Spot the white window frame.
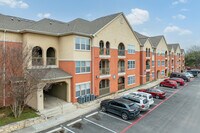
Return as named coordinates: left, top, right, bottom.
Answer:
left=127, top=44, right=135, bottom=54
left=75, top=37, right=90, bottom=51
left=128, top=75, right=135, bottom=85
left=76, top=61, right=91, bottom=74
left=128, top=60, right=135, bottom=69
left=75, top=82, right=91, bottom=98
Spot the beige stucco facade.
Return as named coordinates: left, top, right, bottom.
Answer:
left=92, top=14, right=140, bottom=51
left=156, top=37, right=169, bottom=54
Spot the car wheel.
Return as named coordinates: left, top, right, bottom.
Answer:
left=101, top=106, right=106, bottom=112
left=172, top=86, right=176, bottom=89
left=121, top=113, right=128, bottom=120
left=156, top=95, right=160, bottom=99
left=160, top=84, right=163, bottom=87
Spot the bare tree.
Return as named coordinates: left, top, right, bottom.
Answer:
left=5, top=44, right=52, bottom=118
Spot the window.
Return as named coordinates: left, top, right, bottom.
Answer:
left=162, top=61, right=165, bottom=66
left=75, top=37, right=90, bottom=50
left=152, top=61, right=155, bottom=67
left=128, top=45, right=135, bottom=54
left=128, top=60, right=135, bottom=69
left=152, top=72, right=155, bottom=78
left=128, top=76, right=135, bottom=85
left=76, top=82, right=91, bottom=97
left=158, top=60, right=160, bottom=66
left=161, top=70, right=165, bottom=75
left=76, top=61, right=91, bottom=73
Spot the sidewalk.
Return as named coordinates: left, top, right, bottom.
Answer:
left=14, top=79, right=162, bottom=133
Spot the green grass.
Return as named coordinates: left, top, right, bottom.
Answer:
left=0, top=107, right=38, bottom=127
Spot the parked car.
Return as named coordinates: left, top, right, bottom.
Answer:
left=138, top=88, right=166, bottom=99
left=170, top=72, right=190, bottom=82
left=129, top=92, right=154, bottom=106
left=160, top=79, right=178, bottom=88
left=121, top=94, right=150, bottom=111
left=187, top=70, right=198, bottom=77
left=169, top=78, right=185, bottom=86
left=183, top=72, right=194, bottom=78
left=100, top=98, right=140, bottom=120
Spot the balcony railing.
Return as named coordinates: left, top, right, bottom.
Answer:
left=118, top=50, right=125, bottom=56
left=47, top=57, right=56, bottom=65
left=106, top=49, right=110, bottom=55
left=118, top=67, right=125, bottom=73
left=99, top=49, right=104, bottom=55
left=146, top=65, right=150, bottom=70
left=146, top=53, right=150, bottom=57
left=100, top=68, right=110, bottom=75
left=118, top=84, right=125, bottom=90
left=99, top=87, right=110, bottom=96
left=146, top=76, right=150, bottom=82
left=32, top=57, right=43, bottom=66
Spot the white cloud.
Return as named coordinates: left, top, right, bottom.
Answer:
left=164, top=25, right=192, bottom=35
left=172, top=14, right=186, bottom=20
left=126, top=8, right=149, bottom=25
left=37, top=13, right=51, bottom=19
left=0, top=0, right=29, bottom=8
left=180, top=8, right=189, bottom=12
left=156, top=17, right=162, bottom=22
left=172, top=0, right=187, bottom=5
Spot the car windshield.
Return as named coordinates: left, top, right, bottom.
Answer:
left=128, top=103, right=138, bottom=109
left=143, top=95, right=147, bottom=99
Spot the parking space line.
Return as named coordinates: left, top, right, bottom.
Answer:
left=84, top=118, right=117, bottom=133
left=62, top=126, right=76, bottom=133
left=46, top=127, right=62, bottom=133
left=121, top=86, right=185, bottom=133
left=99, top=111, right=132, bottom=124
left=67, top=119, right=82, bottom=127
left=85, top=111, right=98, bottom=118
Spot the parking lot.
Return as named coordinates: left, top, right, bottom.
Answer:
left=41, top=77, right=199, bottom=133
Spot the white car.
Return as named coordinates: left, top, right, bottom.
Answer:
left=129, top=92, right=154, bottom=106
left=183, top=72, right=194, bottom=78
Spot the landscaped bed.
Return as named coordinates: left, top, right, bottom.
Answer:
left=0, top=107, right=38, bottom=127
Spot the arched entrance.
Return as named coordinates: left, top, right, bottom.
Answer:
left=99, top=79, right=110, bottom=96
left=118, top=77, right=125, bottom=91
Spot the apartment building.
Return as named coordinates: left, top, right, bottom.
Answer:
left=0, top=12, right=185, bottom=111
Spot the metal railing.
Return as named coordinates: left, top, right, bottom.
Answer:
left=99, top=49, right=104, bottom=55
left=100, top=68, right=110, bottom=75
left=32, top=57, right=43, bottom=66
left=47, top=57, right=56, bottom=65
left=146, top=65, right=150, bottom=70
left=99, top=87, right=110, bottom=96
left=118, top=67, right=125, bottom=73
left=118, top=50, right=125, bottom=56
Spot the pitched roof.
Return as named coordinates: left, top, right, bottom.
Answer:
left=0, top=13, right=35, bottom=31
left=0, top=12, right=121, bottom=36
left=168, top=43, right=180, bottom=51
left=134, top=31, right=150, bottom=46
left=181, top=49, right=185, bottom=53
left=28, top=68, right=72, bottom=81
left=167, top=45, right=173, bottom=51
left=149, top=36, right=163, bottom=48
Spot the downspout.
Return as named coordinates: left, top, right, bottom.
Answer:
left=3, top=29, right=6, bottom=106
left=91, top=35, right=95, bottom=95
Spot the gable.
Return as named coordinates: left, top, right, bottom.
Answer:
left=156, top=37, right=168, bottom=53
left=93, top=14, right=140, bottom=51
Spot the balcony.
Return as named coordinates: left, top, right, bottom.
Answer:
left=106, top=49, right=110, bottom=55
left=99, top=87, right=110, bottom=96
left=118, top=67, right=125, bottom=73
left=99, top=49, right=104, bottom=55
left=32, top=57, right=43, bottom=66
left=118, top=50, right=125, bottom=56
left=47, top=57, right=56, bottom=66
left=100, top=68, right=110, bottom=75
left=146, top=65, right=150, bottom=70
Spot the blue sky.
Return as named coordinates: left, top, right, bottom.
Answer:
left=0, top=0, right=199, bottom=50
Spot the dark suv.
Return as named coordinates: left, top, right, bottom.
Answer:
left=100, top=98, right=140, bottom=120
left=170, top=72, right=190, bottom=82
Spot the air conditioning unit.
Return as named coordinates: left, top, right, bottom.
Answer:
left=85, top=94, right=91, bottom=102
left=90, top=94, right=96, bottom=101
left=77, top=96, right=85, bottom=104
